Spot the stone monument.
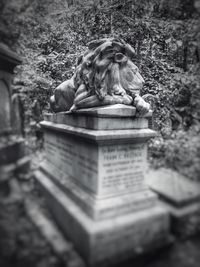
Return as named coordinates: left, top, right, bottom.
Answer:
left=0, top=43, right=29, bottom=197
left=35, top=39, right=171, bottom=266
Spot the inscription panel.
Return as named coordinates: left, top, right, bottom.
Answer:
left=44, top=130, right=148, bottom=196
left=45, top=131, right=98, bottom=192
left=99, top=143, right=147, bottom=195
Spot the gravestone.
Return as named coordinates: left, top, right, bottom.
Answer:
left=0, top=43, right=29, bottom=196
left=0, top=79, right=11, bottom=134
left=35, top=105, right=172, bottom=266
left=11, top=93, right=24, bottom=136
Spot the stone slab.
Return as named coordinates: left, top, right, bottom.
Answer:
left=44, top=105, right=153, bottom=130
left=40, top=121, right=157, bottom=145
left=40, top=161, right=157, bottom=220
left=47, top=104, right=153, bottom=118
left=44, top=130, right=149, bottom=196
left=35, top=169, right=171, bottom=266
left=147, top=168, right=200, bottom=238
left=44, top=112, right=149, bottom=130
left=73, top=104, right=138, bottom=117
left=147, top=168, right=200, bottom=207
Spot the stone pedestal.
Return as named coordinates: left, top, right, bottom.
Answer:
left=35, top=105, right=171, bottom=266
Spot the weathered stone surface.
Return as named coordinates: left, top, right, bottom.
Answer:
left=11, top=94, right=24, bottom=136
left=147, top=168, right=200, bottom=237
left=0, top=71, right=12, bottom=134
left=44, top=113, right=149, bottom=130
left=73, top=104, right=138, bottom=117
left=35, top=169, right=171, bottom=266
left=98, top=143, right=148, bottom=195
left=40, top=160, right=157, bottom=220
left=41, top=121, right=157, bottom=145
left=0, top=44, right=22, bottom=134
left=45, top=105, right=152, bottom=130
left=147, top=168, right=200, bottom=206
left=43, top=128, right=150, bottom=196
left=35, top=112, right=171, bottom=264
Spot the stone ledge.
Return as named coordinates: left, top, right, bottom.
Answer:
left=44, top=105, right=152, bottom=130
left=40, top=121, right=157, bottom=145
left=147, top=168, right=200, bottom=207
left=45, top=104, right=152, bottom=118
left=44, top=113, right=149, bottom=130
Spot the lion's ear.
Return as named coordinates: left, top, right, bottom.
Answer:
left=124, top=44, right=137, bottom=59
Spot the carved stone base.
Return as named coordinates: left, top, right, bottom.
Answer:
left=35, top=169, right=172, bottom=266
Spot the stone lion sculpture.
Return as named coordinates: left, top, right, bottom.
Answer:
left=50, top=38, right=150, bottom=114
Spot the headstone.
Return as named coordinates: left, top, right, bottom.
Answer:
left=0, top=79, right=11, bottom=134
left=0, top=43, right=29, bottom=194
left=11, top=93, right=24, bottom=136
left=0, top=43, right=21, bottom=135
left=35, top=105, right=172, bottom=266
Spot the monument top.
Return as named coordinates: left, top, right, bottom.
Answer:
left=43, top=104, right=153, bottom=131
left=71, top=104, right=152, bottom=118
left=50, top=38, right=150, bottom=115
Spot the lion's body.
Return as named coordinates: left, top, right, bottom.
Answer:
left=50, top=38, right=149, bottom=113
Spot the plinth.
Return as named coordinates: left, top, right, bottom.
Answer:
left=35, top=104, right=171, bottom=266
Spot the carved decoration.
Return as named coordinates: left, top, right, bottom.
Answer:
left=50, top=38, right=150, bottom=114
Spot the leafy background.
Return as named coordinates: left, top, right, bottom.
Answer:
left=0, top=0, right=200, bottom=180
